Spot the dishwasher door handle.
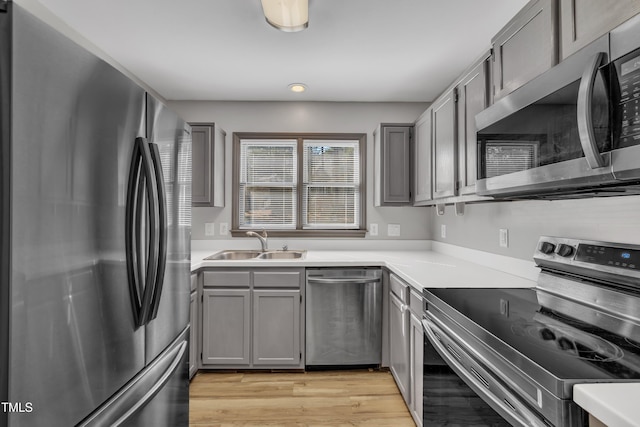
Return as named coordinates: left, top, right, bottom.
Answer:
left=307, top=277, right=381, bottom=285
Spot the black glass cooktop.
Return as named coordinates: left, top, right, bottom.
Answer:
left=426, top=287, right=640, bottom=381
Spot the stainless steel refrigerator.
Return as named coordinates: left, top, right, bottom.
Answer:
left=0, top=3, right=192, bottom=426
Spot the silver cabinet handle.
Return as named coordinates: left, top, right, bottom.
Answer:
left=577, top=52, right=608, bottom=169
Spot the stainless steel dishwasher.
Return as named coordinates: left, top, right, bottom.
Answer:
left=305, top=268, right=382, bottom=366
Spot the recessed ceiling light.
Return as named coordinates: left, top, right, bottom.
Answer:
left=288, top=83, right=307, bottom=93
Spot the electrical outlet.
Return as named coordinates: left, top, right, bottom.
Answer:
left=441, top=224, right=447, bottom=239
left=369, top=223, right=378, bottom=236
left=388, top=224, right=401, bottom=237
left=205, top=222, right=215, bottom=236
left=219, top=223, right=229, bottom=236
left=499, top=228, right=509, bottom=248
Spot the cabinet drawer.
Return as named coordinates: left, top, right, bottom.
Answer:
left=390, top=274, right=409, bottom=302
left=409, top=290, right=423, bottom=317
left=203, top=271, right=251, bottom=287
left=254, top=271, right=301, bottom=288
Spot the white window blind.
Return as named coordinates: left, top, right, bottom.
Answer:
left=238, top=140, right=297, bottom=229
left=302, top=140, right=360, bottom=229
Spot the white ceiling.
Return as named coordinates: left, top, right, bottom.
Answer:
left=31, top=0, right=528, bottom=102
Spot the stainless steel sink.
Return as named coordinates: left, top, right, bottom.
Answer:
left=204, top=249, right=306, bottom=260
left=204, top=250, right=262, bottom=260
left=257, top=250, right=306, bottom=260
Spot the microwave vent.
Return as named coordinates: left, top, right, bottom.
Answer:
left=485, top=143, right=539, bottom=178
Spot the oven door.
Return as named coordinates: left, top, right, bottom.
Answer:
left=422, top=314, right=550, bottom=427
left=476, top=35, right=615, bottom=198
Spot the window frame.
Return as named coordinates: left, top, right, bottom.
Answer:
left=232, top=132, right=367, bottom=238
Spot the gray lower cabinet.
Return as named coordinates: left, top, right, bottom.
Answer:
left=189, top=273, right=198, bottom=379
left=202, top=288, right=251, bottom=365
left=374, top=123, right=414, bottom=206
left=432, top=89, right=458, bottom=200
left=389, top=274, right=411, bottom=403
left=560, top=0, right=640, bottom=60
left=253, top=289, right=301, bottom=366
left=191, top=123, right=225, bottom=207
left=413, top=109, right=432, bottom=205
left=200, top=268, right=304, bottom=369
left=492, top=0, right=558, bottom=101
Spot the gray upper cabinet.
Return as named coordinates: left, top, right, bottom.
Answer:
left=492, top=0, right=558, bottom=101
left=456, top=53, right=490, bottom=196
left=191, top=123, right=225, bottom=207
left=432, top=89, right=457, bottom=199
left=560, top=0, right=640, bottom=60
left=413, top=109, right=433, bottom=205
left=374, top=124, right=413, bottom=206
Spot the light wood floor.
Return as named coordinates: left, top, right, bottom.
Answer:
left=189, top=369, right=416, bottom=426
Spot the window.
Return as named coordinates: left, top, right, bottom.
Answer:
left=232, top=133, right=366, bottom=237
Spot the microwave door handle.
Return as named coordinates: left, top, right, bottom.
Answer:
left=577, top=52, right=607, bottom=169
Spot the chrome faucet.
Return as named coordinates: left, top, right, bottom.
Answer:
left=246, top=229, right=268, bottom=252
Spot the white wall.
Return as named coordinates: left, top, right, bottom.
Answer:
left=430, top=196, right=640, bottom=260
left=168, top=101, right=432, bottom=242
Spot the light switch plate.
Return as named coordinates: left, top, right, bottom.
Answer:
left=205, top=223, right=215, bottom=236
left=388, top=224, right=401, bottom=237
left=499, top=228, right=509, bottom=248
left=219, top=223, right=229, bottom=236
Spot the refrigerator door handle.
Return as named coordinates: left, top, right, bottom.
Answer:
left=125, top=138, right=144, bottom=326
left=147, top=142, right=167, bottom=322
left=126, top=137, right=160, bottom=327
left=76, top=333, right=188, bottom=427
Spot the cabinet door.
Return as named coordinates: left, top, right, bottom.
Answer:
left=375, top=124, right=413, bottom=206
left=457, top=57, right=489, bottom=195
left=413, top=109, right=432, bottom=205
left=410, top=312, right=424, bottom=427
left=201, top=288, right=250, bottom=365
left=253, top=289, right=301, bottom=366
left=389, top=292, right=411, bottom=404
left=189, top=290, right=198, bottom=378
left=191, top=123, right=225, bottom=207
left=493, top=0, right=558, bottom=101
left=432, top=89, right=457, bottom=199
left=560, top=0, right=640, bottom=60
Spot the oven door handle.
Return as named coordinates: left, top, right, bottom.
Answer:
left=422, top=317, right=549, bottom=427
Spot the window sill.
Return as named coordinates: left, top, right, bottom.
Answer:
left=230, top=229, right=367, bottom=238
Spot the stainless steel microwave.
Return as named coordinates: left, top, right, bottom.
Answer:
left=476, top=13, right=640, bottom=199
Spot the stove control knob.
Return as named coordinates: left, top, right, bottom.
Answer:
left=556, top=244, right=575, bottom=258
left=539, top=242, right=556, bottom=254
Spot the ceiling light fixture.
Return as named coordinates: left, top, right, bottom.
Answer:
left=288, top=83, right=307, bottom=93
left=261, top=0, right=309, bottom=32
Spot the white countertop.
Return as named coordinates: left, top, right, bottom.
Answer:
left=191, top=248, right=537, bottom=291
left=574, top=383, right=640, bottom=427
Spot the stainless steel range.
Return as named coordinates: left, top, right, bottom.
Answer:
left=422, top=237, right=640, bottom=426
